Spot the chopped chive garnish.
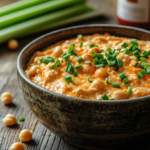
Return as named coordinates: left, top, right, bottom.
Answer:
left=101, top=93, right=109, bottom=100
left=70, top=43, right=75, bottom=47
left=105, top=78, right=110, bottom=84
left=108, top=60, right=117, bottom=67
left=92, top=53, right=104, bottom=59
left=99, top=58, right=107, bottom=64
left=123, top=78, right=129, bottom=84
left=96, top=64, right=105, bottom=68
left=139, top=56, right=146, bottom=62
left=77, top=34, right=82, bottom=38
left=130, top=44, right=140, bottom=51
left=74, top=72, right=78, bottom=77
left=65, top=62, right=74, bottom=74
left=72, top=51, right=78, bottom=56
left=64, top=75, right=73, bottom=82
left=118, top=73, right=127, bottom=80
left=19, top=117, right=25, bottom=122
left=100, top=49, right=104, bottom=52
left=51, top=59, right=60, bottom=68
left=132, top=50, right=140, bottom=58
left=112, top=49, right=116, bottom=53
left=106, top=47, right=112, bottom=54
left=75, top=65, right=82, bottom=69
left=117, top=59, right=123, bottom=67
left=124, top=49, right=130, bottom=55
left=115, top=66, right=119, bottom=71
left=112, top=83, right=120, bottom=88
left=40, top=58, right=44, bottom=64
left=96, top=54, right=104, bottom=59
left=146, top=67, right=150, bottom=74
left=68, top=46, right=78, bottom=56
left=127, top=87, right=132, bottom=94
left=143, top=51, right=148, bottom=57
left=89, top=43, right=95, bottom=48
left=47, top=56, right=55, bottom=61
left=141, top=62, right=148, bottom=69
left=134, top=62, right=139, bottom=67
left=91, top=51, right=97, bottom=55
left=105, top=53, right=117, bottom=61
left=117, top=46, right=121, bottom=50
left=40, top=56, right=55, bottom=64
left=80, top=42, right=83, bottom=48
left=93, top=58, right=99, bottom=64
left=137, top=70, right=146, bottom=78
left=76, top=56, right=83, bottom=63
left=61, top=53, right=70, bottom=61
left=122, top=42, right=129, bottom=48
left=88, top=77, right=93, bottom=83
left=130, top=39, right=137, bottom=45
left=85, top=61, right=91, bottom=65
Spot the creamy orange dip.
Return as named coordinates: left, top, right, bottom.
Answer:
left=25, top=33, right=150, bottom=100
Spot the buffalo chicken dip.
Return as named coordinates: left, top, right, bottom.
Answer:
left=25, top=33, right=150, bottom=100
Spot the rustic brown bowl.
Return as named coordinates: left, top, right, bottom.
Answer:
left=17, top=25, right=150, bottom=150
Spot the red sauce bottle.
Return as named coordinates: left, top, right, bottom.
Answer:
left=117, top=0, right=150, bottom=29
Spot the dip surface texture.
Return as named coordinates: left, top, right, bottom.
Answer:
left=25, top=33, right=150, bottom=100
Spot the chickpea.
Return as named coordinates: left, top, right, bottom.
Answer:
left=8, top=39, right=19, bottom=50
left=82, top=54, right=93, bottom=61
left=113, top=90, right=128, bottom=100
left=28, top=65, right=39, bottom=76
left=1, top=92, right=12, bottom=104
left=90, top=79, right=105, bottom=91
left=53, top=46, right=63, bottom=58
left=117, top=53, right=131, bottom=65
left=9, top=142, right=25, bottom=150
left=95, top=68, right=108, bottom=77
left=3, top=114, right=17, bottom=126
left=19, top=129, right=33, bottom=142
left=82, top=65, right=95, bottom=74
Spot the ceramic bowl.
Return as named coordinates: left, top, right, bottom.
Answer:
left=17, top=25, right=150, bottom=150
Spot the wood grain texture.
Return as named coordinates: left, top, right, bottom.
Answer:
left=0, top=0, right=150, bottom=150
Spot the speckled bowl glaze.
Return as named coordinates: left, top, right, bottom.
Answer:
left=17, top=25, right=150, bottom=150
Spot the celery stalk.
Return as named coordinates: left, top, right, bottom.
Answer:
left=30, top=10, right=103, bottom=35
left=0, top=5, right=89, bottom=44
left=0, top=0, right=50, bottom=16
left=0, top=0, right=86, bottom=29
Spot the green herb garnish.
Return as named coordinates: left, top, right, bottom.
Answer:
left=64, top=75, right=73, bottom=82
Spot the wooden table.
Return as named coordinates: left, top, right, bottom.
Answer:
left=0, top=1, right=150, bottom=150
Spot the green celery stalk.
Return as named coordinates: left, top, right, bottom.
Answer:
left=0, top=0, right=86, bottom=29
left=0, top=0, right=50, bottom=16
left=0, top=4, right=90, bottom=44
left=26, top=9, right=103, bottom=36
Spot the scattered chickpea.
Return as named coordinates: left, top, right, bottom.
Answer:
left=3, top=114, right=17, bottom=126
left=1, top=92, right=12, bottom=104
left=19, top=129, right=33, bottom=142
left=95, top=68, right=108, bottom=77
left=82, top=64, right=95, bottom=74
left=53, top=46, right=63, bottom=58
left=113, top=90, right=128, bottom=100
left=9, top=142, right=25, bottom=150
left=90, top=79, right=105, bottom=91
left=8, top=39, right=19, bottom=50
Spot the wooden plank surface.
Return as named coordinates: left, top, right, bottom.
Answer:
left=0, top=0, right=150, bottom=150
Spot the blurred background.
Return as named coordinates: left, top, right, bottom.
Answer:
left=0, top=0, right=117, bottom=48
left=1, top=0, right=149, bottom=49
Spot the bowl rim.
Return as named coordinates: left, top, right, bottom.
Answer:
left=17, top=24, right=150, bottom=104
